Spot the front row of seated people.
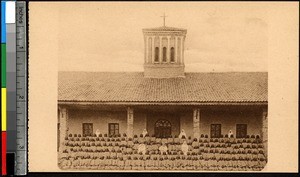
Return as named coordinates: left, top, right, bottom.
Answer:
left=60, top=154, right=266, bottom=171
left=59, top=129, right=267, bottom=171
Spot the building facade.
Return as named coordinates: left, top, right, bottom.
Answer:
left=58, top=23, right=268, bottom=170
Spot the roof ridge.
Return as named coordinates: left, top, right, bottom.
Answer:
left=143, top=26, right=187, bottom=31
left=58, top=71, right=268, bottom=74
left=58, top=72, right=268, bottom=103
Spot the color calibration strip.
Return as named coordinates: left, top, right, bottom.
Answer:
left=1, top=1, right=7, bottom=175
left=15, top=1, right=27, bottom=175
left=2, top=0, right=18, bottom=175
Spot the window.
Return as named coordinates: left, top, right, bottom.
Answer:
left=236, top=124, right=247, bottom=138
left=108, top=123, right=119, bottom=136
left=162, top=47, right=167, bottom=62
left=170, top=47, right=175, bottom=62
left=210, top=124, right=221, bottom=138
left=155, top=47, right=159, bottom=62
left=82, top=123, right=93, bottom=137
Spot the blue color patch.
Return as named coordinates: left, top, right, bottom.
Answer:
left=1, top=1, right=6, bottom=43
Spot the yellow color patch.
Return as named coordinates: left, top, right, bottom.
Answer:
left=2, top=88, right=6, bottom=131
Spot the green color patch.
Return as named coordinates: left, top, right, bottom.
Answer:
left=1, top=44, right=6, bottom=87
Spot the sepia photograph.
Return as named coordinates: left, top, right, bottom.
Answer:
left=57, top=3, right=268, bottom=171
left=28, top=1, right=298, bottom=173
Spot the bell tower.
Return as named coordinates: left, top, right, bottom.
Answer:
left=142, top=15, right=187, bottom=78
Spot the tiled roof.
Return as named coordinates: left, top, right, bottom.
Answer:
left=143, top=26, right=187, bottom=32
left=58, top=72, right=267, bottom=104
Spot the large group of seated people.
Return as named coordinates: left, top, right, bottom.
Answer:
left=59, top=129, right=267, bottom=171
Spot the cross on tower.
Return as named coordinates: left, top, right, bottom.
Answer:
left=160, top=13, right=167, bottom=26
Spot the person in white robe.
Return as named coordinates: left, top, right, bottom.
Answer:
left=138, top=143, right=146, bottom=155
left=142, top=129, right=148, bottom=138
left=95, top=129, right=100, bottom=137
left=178, top=129, right=187, bottom=139
left=181, top=140, right=189, bottom=155
left=159, top=143, right=168, bottom=154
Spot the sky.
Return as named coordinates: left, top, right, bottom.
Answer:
left=56, top=2, right=268, bottom=72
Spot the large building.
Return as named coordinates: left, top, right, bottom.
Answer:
left=58, top=23, right=268, bottom=170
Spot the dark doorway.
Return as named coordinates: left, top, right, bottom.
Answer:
left=155, top=119, right=171, bottom=138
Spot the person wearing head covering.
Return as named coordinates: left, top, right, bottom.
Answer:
left=138, top=143, right=147, bottom=155
left=98, top=156, right=104, bottom=169
left=218, top=157, right=225, bottom=171
left=80, top=156, right=86, bottom=169
left=124, top=156, right=132, bottom=170
left=192, top=156, right=198, bottom=170
left=130, top=156, right=137, bottom=170
left=163, top=156, right=169, bottom=170
left=94, top=156, right=100, bottom=169
left=145, top=156, right=151, bottom=170
left=135, top=155, right=142, bottom=170
left=202, top=155, right=208, bottom=170
left=168, top=141, right=175, bottom=152
left=95, top=129, right=100, bottom=137
left=142, top=129, right=148, bottom=138
left=252, top=151, right=259, bottom=160
left=59, top=155, right=68, bottom=169
left=72, top=156, right=79, bottom=168
left=185, top=156, right=191, bottom=170
left=178, top=129, right=187, bottom=139
left=173, top=156, right=179, bottom=170
left=191, top=138, right=198, bottom=147
left=181, top=140, right=189, bottom=156
left=173, top=135, right=179, bottom=145
left=247, top=157, right=253, bottom=170
left=213, top=156, right=219, bottom=171
left=144, top=134, right=150, bottom=143
left=157, top=157, right=163, bottom=170
left=137, top=134, right=144, bottom=144
left=90, top=156, right=96, bottom=169
left=180, top=156, right=186, bottom=170
left=258, top=157, right=266, bottom=170
left=116, top=156, right=123, bottom=170
left=150, top=150, right=156, bottom=160
left=159, top=143, right=168, bottom=154
left=161, top=136, right=168, bottom=145
left=68, top=156, right=74, bottom=169
left=175, top=141, right=181, bottom=152
left=149, top=134, right=155, bottom=143
left=152, top=156, right=159, bottom=170
left=228, top=130, right=233, bottom=138
left=197, top=156, right=203, bottom=170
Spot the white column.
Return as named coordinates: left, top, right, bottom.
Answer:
left=159, top=36, right=162, bottom=63
left=151, top=36, right=155, bottom=63
left=262, top=107, right=268, bottom=160
left=127, top=107, right=134, bottom=138
left=167, top=36, right=170, bottom=63
left=193, top=108, right=200, bottom=139
left=59, top=106, right=68, bottom=153
left=181, top=36, right=184, bottom=64
left=174, top=36, right=178, bottom=63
